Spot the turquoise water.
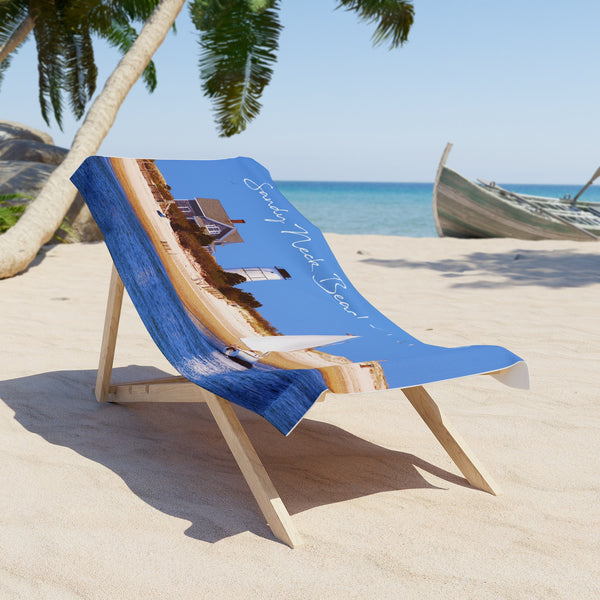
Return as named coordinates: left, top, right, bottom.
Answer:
left=276, top=181, right=600, bottom=237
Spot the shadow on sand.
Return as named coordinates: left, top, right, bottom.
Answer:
left=362, top=248, right=600, bottom=288
left=0, top=366, right=469, bottom=545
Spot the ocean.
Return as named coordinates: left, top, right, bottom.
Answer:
left=275, top=181, right=600, bottom=237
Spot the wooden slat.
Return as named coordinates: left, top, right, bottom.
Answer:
left=206, top=395, right=304, bottom=548
left=402, top=386, right=500, bottom=495
left=109, top=377, right=209, bottom=403
left=108, top=376, right=302, bottom=547
left=96, top=263, right=301, bottom=545
left=95, top=265, right=125, bottom=402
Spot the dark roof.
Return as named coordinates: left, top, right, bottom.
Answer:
left=194, top=197, right=243, bottom=243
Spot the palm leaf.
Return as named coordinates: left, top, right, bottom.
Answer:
left=191, top=0, right=282, bottom=137
left=0, top=197, right=28, bottom=234
left=63, top=27, right=97, bottom=120
left=84, top=1, right=159, bottom=92
left=0, top=1, right=29, bottom=44
left=336, top=0, right=414, bottom=49
left=0, top=2, right=30, bottom=90
left=13, top=0, right=162, bottom=127
left=32, top=1, right=66, bottom=128
left=118, top=0, right=162, bottom=21
left=0, top=58, right=10, bottom=89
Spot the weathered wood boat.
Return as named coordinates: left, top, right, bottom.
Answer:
left=433, top=143, right=600, bottom=241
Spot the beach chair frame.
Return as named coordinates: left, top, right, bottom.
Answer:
left=96, top=262, right=499, bottom=548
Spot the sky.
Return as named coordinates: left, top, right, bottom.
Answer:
left=2, top=0, right=600, bottom=183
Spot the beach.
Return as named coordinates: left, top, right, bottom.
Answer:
left=1, top=235, right=599, bottom=598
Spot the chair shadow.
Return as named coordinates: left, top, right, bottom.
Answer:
left=0, top=366, right=468, bottom=545
left=362, top=248, right=600, bottom=288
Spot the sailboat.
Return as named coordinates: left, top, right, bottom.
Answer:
left=222, top=334, right=358, bottom=367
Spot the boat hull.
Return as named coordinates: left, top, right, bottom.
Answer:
left=434, top=166, right=599, bottom=241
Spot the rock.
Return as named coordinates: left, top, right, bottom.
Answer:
left=0, top=120, right=54, bottom=145
left=0, top=138, right=68, bottom=165
left=0, top=161, right=56, bottom=199
left=0, top=121, right=102, bottom=243
left=57, top=198, right=104, bottom=243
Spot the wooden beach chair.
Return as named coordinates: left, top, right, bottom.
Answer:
left=72, top=156, right=529, bottom=548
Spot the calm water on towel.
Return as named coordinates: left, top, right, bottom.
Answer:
left=276, top=181, right=600, bottom=237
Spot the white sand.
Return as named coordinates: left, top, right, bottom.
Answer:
left=1, top=236, right=599, bottom=599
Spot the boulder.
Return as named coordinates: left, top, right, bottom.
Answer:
left=0, top=161, right=56, bottom=199
left=59, top=197, right=104, bottom=243
left=0, top=161, right=103, bottom=243
left=0, top=138, right=68, bottom=165
left=0, top=121, right=102, bottom=243
left=0, top=120, right=54, bottom=145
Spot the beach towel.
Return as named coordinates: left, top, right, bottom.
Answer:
left=71, top=156, right=528, bottom=435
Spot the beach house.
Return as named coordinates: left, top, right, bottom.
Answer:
left=174, top=197, right=244, bottom=246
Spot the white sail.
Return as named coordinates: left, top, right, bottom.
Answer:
left=241, top=334, right=357, bottom=354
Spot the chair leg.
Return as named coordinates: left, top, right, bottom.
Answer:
left=206, top=395, right=304, bottom=548
left=402, top=386, right=500, bottom=495
left=96, top=264, right=124, bottom=402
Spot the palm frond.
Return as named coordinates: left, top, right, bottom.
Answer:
left=63, top=27, right=97, bottom=119
left=1, top=0, right=163, bottom=126
left=118, top=0, right=162, bottom=21
left=0, top=58, right=10, bottom=89
left=0, top=199, right=27, bottom=234
left=336, top=0, right=414, bottom=49
left=190, top=0, right=282, bottom=137
left=0, top=1, right=29, bottom=46
left=247, top=0, right=277, bottom=12
left=0, top=2, right=31, bottom=88
left=85, top=2, right=158, bottom=93
left=76, top=1, right=128, bottom=32
left=32, top=1, right=66, bottom=128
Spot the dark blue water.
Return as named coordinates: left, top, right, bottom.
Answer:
left=276, top=181, right=600, bottom=237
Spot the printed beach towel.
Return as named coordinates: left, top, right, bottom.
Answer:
left=71, top=156, right=528, bottom=435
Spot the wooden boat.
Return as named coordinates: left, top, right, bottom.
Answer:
left=433, top=143, right=600, bottom=241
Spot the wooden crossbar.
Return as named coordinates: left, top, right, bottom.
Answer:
left=96, top=263, right=499, bottom=547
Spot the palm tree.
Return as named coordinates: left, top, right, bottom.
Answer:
left=192, top=0, right=415, bottom=136
left=0, top=0, right=161, bottom=129
left=0, top=0, right=414, bottom=279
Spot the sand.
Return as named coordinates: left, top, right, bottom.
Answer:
left=1, top=235, right=599, bottom=599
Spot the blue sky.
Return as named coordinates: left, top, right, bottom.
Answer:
left=155, top=157, right=420, bottom=363
left=2, top=1, right=600, bottom=183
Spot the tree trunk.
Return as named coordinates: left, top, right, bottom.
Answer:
left=0, top=14, right=34, bottom=64
left=0, top=0, right=186, bottom=279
